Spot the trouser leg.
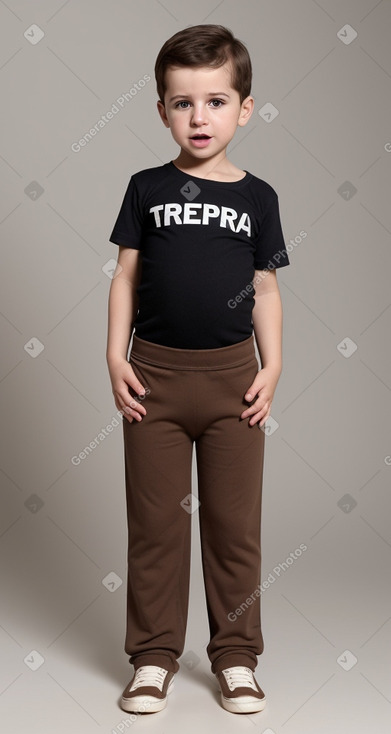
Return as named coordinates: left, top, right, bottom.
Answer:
left=122, top=355, right=193, bottom=674
left=194, top=356, right=265, bottom=675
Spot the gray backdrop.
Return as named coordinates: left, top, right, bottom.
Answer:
left=1, top=0, right=390, bottom=732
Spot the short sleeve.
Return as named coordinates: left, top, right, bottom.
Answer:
left=109, top=176, right=144, bottom=249
left=253, top=191, right=290, bottom=270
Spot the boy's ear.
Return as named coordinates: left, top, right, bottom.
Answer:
left=238, top=95, right=254, bottom=127
left=157, top=100, right=170, bottom=128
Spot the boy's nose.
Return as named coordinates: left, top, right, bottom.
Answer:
left=191, top=105, right=208, bottom=125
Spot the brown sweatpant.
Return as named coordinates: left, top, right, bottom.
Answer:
left=122, top=333, right=266, bottom=676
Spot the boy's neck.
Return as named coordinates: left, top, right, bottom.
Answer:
left=172, top=151, right=246, bottom=182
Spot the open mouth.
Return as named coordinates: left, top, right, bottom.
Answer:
left=190, top=134, right=211, bottom=139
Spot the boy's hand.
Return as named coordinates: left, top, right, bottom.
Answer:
left=107, top=357, right=147, bottom=424
left=241, top=365, right=281, bottom=428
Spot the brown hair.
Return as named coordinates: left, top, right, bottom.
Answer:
left=154, top=24, right=252, bottom=105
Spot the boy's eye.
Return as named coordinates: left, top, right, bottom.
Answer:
left=174, top=99, right=225, bottom=109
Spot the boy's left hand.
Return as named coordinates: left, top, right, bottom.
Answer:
left=240, top=366, right=281, bottom=427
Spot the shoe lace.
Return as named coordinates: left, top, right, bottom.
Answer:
left=223, top=666, right=257, bottom=691
left=131, top=666, right=167, bottom=691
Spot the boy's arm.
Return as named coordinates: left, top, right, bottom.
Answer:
left=106, top=246, right=147, bottom=424
left=251, top=268, right=283, bottom=375
left=240, top=268, right=284, bottom=427
left=106, top=246, right=141, bottom=364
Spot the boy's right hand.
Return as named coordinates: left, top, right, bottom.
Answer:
left=107, top=357, right=147, bottom=424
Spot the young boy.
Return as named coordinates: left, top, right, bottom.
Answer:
left=106, top=24, right=290, bottom=715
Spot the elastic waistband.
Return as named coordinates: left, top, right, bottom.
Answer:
left=130, top=334, right=257, bottom=370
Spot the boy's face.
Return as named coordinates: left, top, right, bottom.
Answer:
left=157, top=61, right=253, bottom=160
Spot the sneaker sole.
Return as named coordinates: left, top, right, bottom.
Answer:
left=120, top=675, right=174, bottom=713
left=220, top=693, right=267, bottom=714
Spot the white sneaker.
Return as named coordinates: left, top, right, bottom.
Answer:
left=215, top=665, right=267, bottom=713
left=121, top=665, right=175, bottom=713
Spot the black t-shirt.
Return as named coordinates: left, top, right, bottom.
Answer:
left=109, top=161, right=290, bottom=349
